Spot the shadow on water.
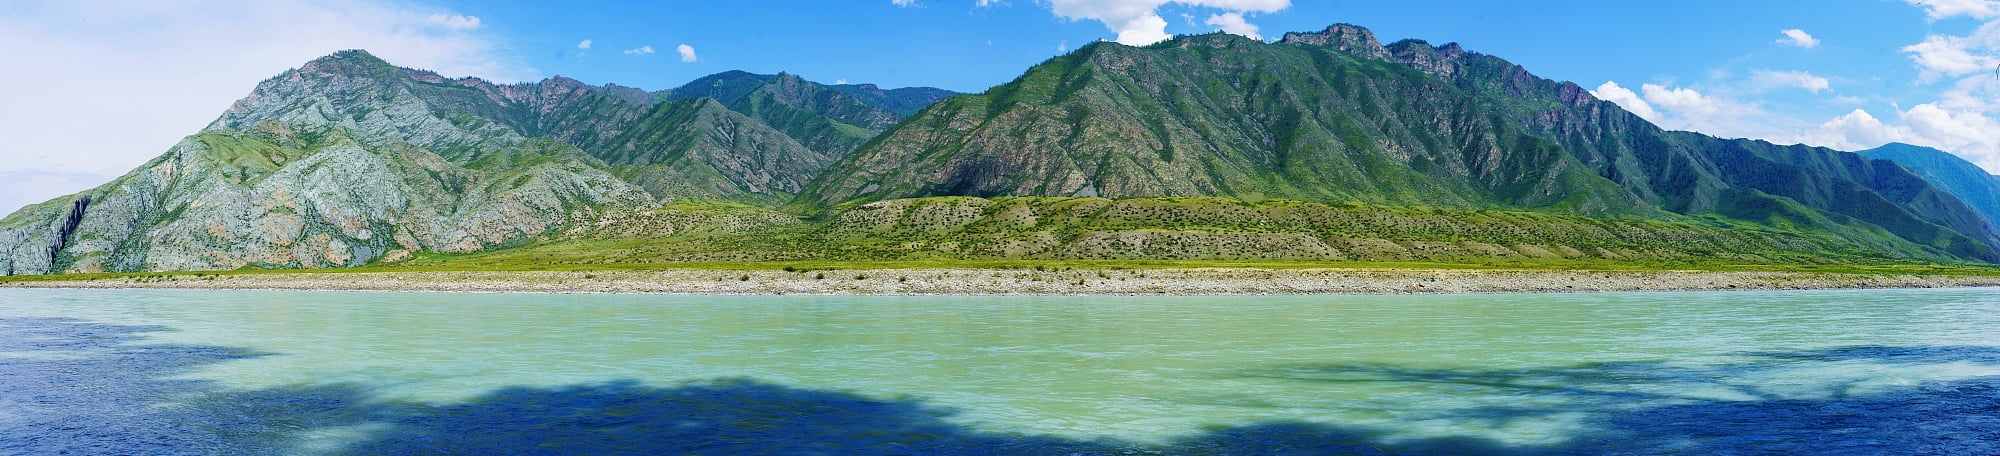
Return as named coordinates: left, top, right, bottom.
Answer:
left=5, top=317, right=2000, bottom=455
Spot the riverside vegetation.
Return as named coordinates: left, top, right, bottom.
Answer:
left=6, top=23, right=2000, bottom=284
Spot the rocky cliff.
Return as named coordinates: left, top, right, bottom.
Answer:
left=0, top=50, right=944, bottom=275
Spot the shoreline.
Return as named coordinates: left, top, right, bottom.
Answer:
left=6, top=268, right=2000, bottom=295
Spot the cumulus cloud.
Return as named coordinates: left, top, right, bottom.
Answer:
left=677, top=44, right=698, bottom=62
left=892, top=0, right=916, bottom=6
left=1777, top=29, right=1819, bottom=48
left=1905, top=103, right=1998, bottom=147
left=1589, top=81, right=1660, bottom=122
left=1641, top=84, right=1721, bottom=115
left=1205, top=12, right=1260, bottom=40
left=1043, top=0, right=1290, bottom=46
left=625, top=45, right=655, bottom=55
left=1592, top=81, right=1783, bottom=139
left=1799, top=109, right=1914, bottom=151
left=0, top=0, right=535, bottom=214
left=1752, top=70, right=1831, bottom=93
left=1790, top=103, right=2000, bottom=172
left=1627, top=83, right=1777, bottom=139
left=1902, top=34, right=1995, bottom=81
left=1907, top=0, right=2000, bottom=19
left=424, top=13, right=480, bottom=30
left=577, top=39, right=592, bottom=49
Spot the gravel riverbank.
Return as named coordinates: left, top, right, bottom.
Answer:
left=7, top=268, right=1999, bottom=294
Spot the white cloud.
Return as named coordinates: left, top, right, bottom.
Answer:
left=1907, top=0, right=2000, bottom=19
left=1043, top=0, right=1290, bottom=46
left=625, top=45, right=655, bottom=55
left=1589, top=81, right=1660, bottom=122
left=1631, top=83, right=1776, bottom=139
left=1905, top=102, right=1998, bottom=146
left=892, top=0, right=916, bottom=6
left=1902, top=34, right=1994, bottom=81
left=1777, top=29, right=1819, bottom=48
left=1057, top=40, right=1069, bottom=52
left=1205, top=12, right=1260, bottom=40
left=1888, top=103, right=2000, bottom=171
left=1797, top=109, right=1914, bottom=151
left=0, top=0, right=535, bottom=214
left=1752, top=69, right=1831, bottom=93
left=677, top=44, right=698, bottom=62
left=1790, top=103, right=2000, bottom=172
left=1641, top=84, right=1720, bottom=115
left=836, top=79, right=848, bottom=85
left=577, top=39, right=592, bottom=49
left=424, top=13, right=480, bottom=30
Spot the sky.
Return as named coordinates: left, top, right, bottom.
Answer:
left=2, top=0, right=1997, bottom=214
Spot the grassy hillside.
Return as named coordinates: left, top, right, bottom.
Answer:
left=395, top=196, right=1964, bottom=271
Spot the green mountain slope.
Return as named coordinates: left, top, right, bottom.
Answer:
left=1308, top=26, right=2000, bottom=260
left=663, top=71, right=957, bottom=159
left=1860, top=143, right=2000, bottom=227
left=410, top=196, right=1954, bottom=268
left=808, top=33, right=1645, bottom=217
left=806, top=25, right=2000, bottom=262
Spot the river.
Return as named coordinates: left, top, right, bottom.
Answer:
left=3, top=288, right=1997, bottom=454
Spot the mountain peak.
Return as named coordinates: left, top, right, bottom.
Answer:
left=1279, top=23, right=1389, bottom=60
left=297, top=49, right=395, bottom=76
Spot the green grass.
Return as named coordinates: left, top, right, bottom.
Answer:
left=7, top=258, right=1996, bottom=285
left=10, top=195, right=1997, bottom=282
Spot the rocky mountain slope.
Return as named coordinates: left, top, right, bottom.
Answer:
left=805, top=25, right=2000, bottom=262
left=0, top=50, right=947, bottom=275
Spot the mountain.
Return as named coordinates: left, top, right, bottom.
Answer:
left=661, top=71, right=956, bottom=159
left=0, top=50, right=947, bottom=275
left=804, top=25, right=2000, bottom=262
left=8, top=23, right=2000, bottom=276
left=806, top=32, right=1645, bottom=216
left=828, top=83, right=961, bottom=116
left=1861, top=143, right=2000, bottom=226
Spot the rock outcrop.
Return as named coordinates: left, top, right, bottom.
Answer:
left=0, top=50, right=954, bottom=275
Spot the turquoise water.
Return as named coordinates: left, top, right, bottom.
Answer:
left=3, top=288, right=1998, bottom=454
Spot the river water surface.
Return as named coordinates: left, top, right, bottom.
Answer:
left=3, top=287, right=1998, bottom=454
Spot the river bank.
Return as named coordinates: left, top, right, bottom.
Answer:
left=6, top=267, right=1999, bottom=294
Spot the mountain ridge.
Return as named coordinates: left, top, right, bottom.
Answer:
left=6, top=25, right=2000, bottom=275
left=803, top=25, right=2000, bottom=261
left=0, top=49, right=949, bottom=275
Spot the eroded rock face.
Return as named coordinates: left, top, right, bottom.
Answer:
left=0, top=49, right=672, bottom=275
left=1, top=48, right=938, bottom=275
left=1278, top=24, right=1390, bottom=60
left=0, top=129, right=654, bottom=275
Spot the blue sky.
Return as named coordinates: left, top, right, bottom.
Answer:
left=3, top=0, right=1998, bottom=214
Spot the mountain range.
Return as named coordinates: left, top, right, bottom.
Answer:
left=5, top=23, right=2000, bottom=275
